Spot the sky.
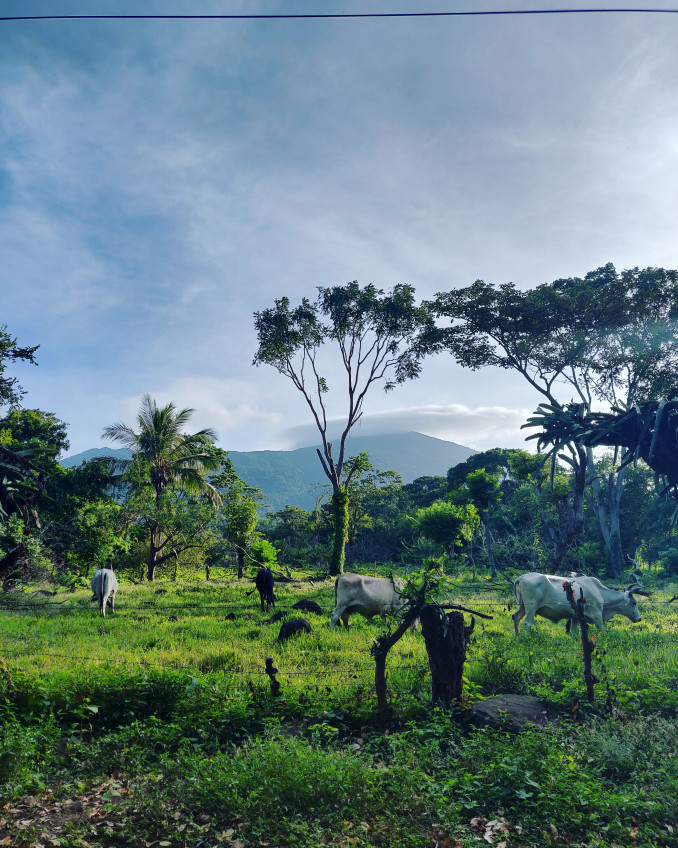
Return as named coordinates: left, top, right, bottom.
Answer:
left=2, top=1, right=678, bottom=460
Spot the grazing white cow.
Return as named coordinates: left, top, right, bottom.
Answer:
left=330, top=573, right=407, bottom=630
left=512, top=572, right=643, bottom=635
left=91, top=568, right=118, bottom=617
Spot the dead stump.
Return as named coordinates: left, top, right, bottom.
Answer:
left=420, top=605, right=474, bottom=709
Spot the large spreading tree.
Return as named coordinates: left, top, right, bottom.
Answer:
left=423, top=264, right=678, bottom=577
left=253, top=282, right=430, bottom=575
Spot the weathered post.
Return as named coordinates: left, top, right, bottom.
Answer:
left=420, top=605, right=475, bottom=708
left=563, top=581, right=595, bottom=703
left=265, top=657, right=281, bottom=697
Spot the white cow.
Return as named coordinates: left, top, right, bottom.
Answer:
left=91, top=568, right=118, bottom=617
left=330, top=573, right=407, bottom=630
left=512, top=572, right=643, bottom=635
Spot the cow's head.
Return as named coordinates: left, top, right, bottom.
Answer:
left=622, top=584, right=646, bottom=623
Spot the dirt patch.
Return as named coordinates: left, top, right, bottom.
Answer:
left=0, top=779, right=130, bottom=847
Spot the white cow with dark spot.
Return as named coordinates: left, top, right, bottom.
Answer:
left=330, top=573, right=407, bottom=630
left=512, top=572, right=643, bottom=635
left=91, top=568, right=118, bottom=617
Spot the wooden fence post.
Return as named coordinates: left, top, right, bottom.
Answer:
left=265, top=657, right=281, bottom=697
left=562, top=581, right=595, bottom=703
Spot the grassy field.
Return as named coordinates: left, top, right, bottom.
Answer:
left=0, top=570, right=677, bottom=847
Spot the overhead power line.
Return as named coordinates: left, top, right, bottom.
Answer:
left=2, top=9, right=678, bottom=23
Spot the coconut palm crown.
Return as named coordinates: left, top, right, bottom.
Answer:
left=103, top=394, right=221, bottom=506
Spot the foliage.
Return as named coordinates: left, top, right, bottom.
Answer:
left=248, top=537, right=278, bottom=568
left=402, top=474, right=448, bottom=508
left=411, top=501, right=478, bottom=556
left=426, top=264, right=678, bottom=578
left=103, top=394, right=221, bottom=580
left=0, top=324, right=39, bottom=410
left=253, top=282, right=430, bottom=575
left=39, top=458, right=128, bottom=573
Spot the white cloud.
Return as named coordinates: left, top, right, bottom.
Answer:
left=121, top=376, right=285, bottom=445
left=282, top=404, right=534, bottom=453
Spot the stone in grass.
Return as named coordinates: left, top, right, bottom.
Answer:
left=291, top=599, right=323, bottom=615
left=265, top=610, right=290, bottom=624
left=469, top=694, right=556, bottom=732
left=278, top=617, right=312, bottom=641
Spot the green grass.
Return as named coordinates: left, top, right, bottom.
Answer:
left=0, top=572, right=676, bottom=847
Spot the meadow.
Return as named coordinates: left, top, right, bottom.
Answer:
left=0, top=570, right=677, bottom=848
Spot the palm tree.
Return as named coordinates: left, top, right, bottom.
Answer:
left=103, top=394, right=221, bottom=580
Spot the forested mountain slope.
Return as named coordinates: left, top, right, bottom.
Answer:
left=62, top=431, right=475, bottom=511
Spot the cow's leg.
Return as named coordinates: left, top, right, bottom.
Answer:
left=511, top=602, right=525, bottom=635
left=588, top=610, right=605, bottom=631
left=329, top=605, right=344, bottom=630
left=341, top=611, right=349, bottom=628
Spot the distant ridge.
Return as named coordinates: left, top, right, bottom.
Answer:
left=61, top=431, right=476, bottom=512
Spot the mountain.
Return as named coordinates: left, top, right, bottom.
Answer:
left=61, top=447, right=131, bottom=468
left=61, top=432, right=476, bottom=512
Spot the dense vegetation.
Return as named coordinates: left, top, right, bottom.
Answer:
left=2, top=265, right=678, bottom=847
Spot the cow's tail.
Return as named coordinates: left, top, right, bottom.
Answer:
left=100, top=571, right=110, bottom=616
left=512, top=577, right=525, bottom=614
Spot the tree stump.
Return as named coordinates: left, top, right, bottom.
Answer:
left=420, top=605, right=474, bottom=709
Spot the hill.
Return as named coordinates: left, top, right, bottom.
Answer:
left=61, top=431, right=475, bottom=512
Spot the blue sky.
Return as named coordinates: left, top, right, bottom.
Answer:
left=2, top=1, right=678, bottom=458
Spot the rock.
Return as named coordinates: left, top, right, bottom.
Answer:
left=278, top=617, right=312, bottom=641
left=469, top=694, right=555, bottom=732
left=291, top=599, right=323, bottom=615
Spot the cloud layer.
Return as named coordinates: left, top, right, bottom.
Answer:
left=2, top=1, right=678, bottom=456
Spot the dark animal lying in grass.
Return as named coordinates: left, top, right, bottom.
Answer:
left=265, top=610, right=289, bottom=624
left=278, top=617, right=312, bottom=641
left=291, top=599, right=323, bottom=615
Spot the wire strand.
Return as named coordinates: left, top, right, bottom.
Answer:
left=2, top=9, right=678, bottom=23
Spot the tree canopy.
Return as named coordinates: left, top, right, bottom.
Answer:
left=253, top=281, right=430, bottom=574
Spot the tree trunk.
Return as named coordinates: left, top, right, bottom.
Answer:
left=237, top=549, right=245, bottom=579
left=0, top=542, right=27, bottom=583
left=483, top=507, right=496, bottom=579
left=147, top=526, right=160, bottom=581
left=329, top=487, right=349, bottom=576
left=372, top=600, right=422, bottom=720
left=420, top=605, right=474, bottom=708
left=549, top=445, right=587, bottom=573
left=585, top=450, right=626, bottom=579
